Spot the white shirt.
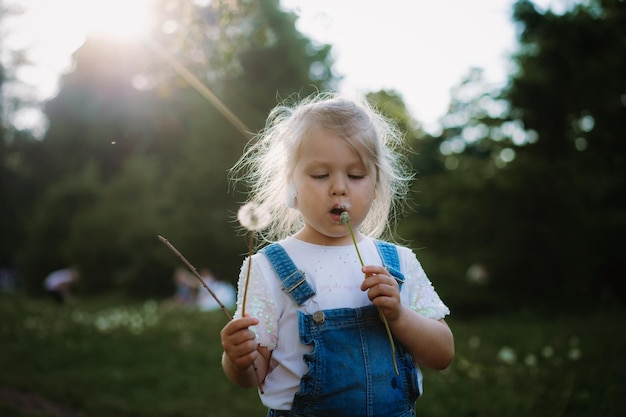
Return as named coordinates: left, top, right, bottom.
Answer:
left=234, top=236, right=450, bottom=410
left=198, top=278, right=236, bottom=311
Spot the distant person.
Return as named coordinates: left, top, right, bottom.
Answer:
left=0, top=267, right=17, bottom=293
left=172, top=267, right=198, bottom=306
left=197, top=268, right=235, bottom=312
left=44, top=267, right=79, bottom=304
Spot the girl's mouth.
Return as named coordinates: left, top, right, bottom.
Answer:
left=330, top=205, right=349, bottom=223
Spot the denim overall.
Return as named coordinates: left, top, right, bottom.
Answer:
left=261, top=241, right=422, bottom=417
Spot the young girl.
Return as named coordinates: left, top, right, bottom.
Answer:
left=220, top=92, right=454, bottom=417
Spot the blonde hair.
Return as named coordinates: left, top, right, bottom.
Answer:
left=230, top=92, right=413, bottom=242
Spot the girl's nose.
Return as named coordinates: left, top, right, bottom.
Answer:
left=331, top=179, right=347, bottom=196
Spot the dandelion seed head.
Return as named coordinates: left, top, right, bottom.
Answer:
left=238, top=202, right=271, bottom=231
left=497, top=346, right=517, bottom=364
left=340, top=211, right=350, bottom=224
left=468, top=366, right=481, bottom=379
left=468, top=336, right=481, bottom=349
left=568, top=347, right=582, bottom=361
left=541, top=345, right=554, bottom=358
left=524, top=353, right=537, bottom=367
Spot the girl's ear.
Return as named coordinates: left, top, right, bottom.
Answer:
left=286, top=181, right=298, bottom=208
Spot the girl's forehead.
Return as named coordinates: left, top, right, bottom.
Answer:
left=299, top=128, right=353, bottom=153
left=295, top=128, right=374, bottom=169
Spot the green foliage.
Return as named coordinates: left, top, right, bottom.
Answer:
left=222, top=0, right=336, bottom=113
left=504, top=0, right=626, bottom=305
left=0, top=294, right=266, bottom=417
left=420, top=310, right=626, bottom=417
left=1, top=295, right=624, bottom=417
left=17, top=163, right=100, bottom=293
left=62, top=157, right=173, bottom=296
left=397, top=0, right=626, bottom=313
left=0, top=132, right=39, bottom=267
left=3, top=0, right=337, bottom=297
left=2, top=0, right=625, bottom=313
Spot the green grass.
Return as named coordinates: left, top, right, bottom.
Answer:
left=0, top=293, right=624, bottom=417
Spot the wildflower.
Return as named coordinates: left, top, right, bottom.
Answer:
left=541, top=345, right=554, bottom=359
left=497, top=346, right=517, bottom=364
left=468, top=336, right=481, bottom=349
left=524, top=353, right=537, bottom=367
left=568, top=347, right=582, bottom=361
left=340, top=211, right=399, bottom=375
left=568, top=336, right=582, bottom=361
left=468, top=366, right=481, bottom=380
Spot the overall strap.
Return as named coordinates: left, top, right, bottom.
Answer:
left=260, top=243, right=316, bottom=305
left=374, top=240, right=405, bottom=289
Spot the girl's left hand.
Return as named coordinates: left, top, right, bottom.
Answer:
left=361, top=265, right=401, bottom=321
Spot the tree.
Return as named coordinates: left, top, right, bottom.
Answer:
left=416, top=0, right=626, bottom=311
left=500, top=0, right=626, bottom=306
left=394, top=0, right=626, bottom=313
left=0, top=3, right=44, bottom=286
left=16, top=0, right=338, bottom=295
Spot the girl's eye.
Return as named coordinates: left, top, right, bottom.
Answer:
left=311, top=174, right=328, bottom=179
left=348, top=174, right=365, bottom=180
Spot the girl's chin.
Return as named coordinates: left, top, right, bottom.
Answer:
left=296, top=229, right=352, bottom=246
left=321, top=229, right=355, bottom=244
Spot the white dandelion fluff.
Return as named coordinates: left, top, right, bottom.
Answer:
left=238, top=201, right=271, bottom=231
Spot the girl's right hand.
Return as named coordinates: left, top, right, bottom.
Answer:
left=220, top=316, right=260, bottom=370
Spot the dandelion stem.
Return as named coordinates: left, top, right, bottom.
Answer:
left=158, top=235, right=232, bottom=320
left=241, top=230, right=254, bottom=317
left=343, top=218, right=399, bottom=375
left=239, top=230, right=264, bottom=393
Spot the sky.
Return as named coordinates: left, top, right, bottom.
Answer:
left=5, top=0, right=566, bottom=136
left=282, top=0, right=565, bottom=133
left=283, top=0, right=519, bottom=134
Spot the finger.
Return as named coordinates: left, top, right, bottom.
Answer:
left=361, top=274, right=398, bottom=292
left=367, top=286, right=397, bottom=303
left=232, top=349, right=259, bottom=369
left=230, top=337, right=259, bottom=357
left=226, top=340, right=259, bottom=369
left=224, top=330, right=254, bottom=348
left=222, top=316, right=259, bottom=336
left=361, top=265, right=389, bottom=276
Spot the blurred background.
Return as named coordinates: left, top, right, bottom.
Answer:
left=0, top=0, right=624, bottom=416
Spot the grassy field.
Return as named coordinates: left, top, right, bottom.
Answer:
left=0, top=293, right=624, bottom=417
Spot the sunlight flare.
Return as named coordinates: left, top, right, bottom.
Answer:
left=76, top=0, right=154, bottom=39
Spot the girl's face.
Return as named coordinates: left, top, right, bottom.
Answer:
left=291, top=127, right=377, bottom=246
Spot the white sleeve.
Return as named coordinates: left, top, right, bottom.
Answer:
left=399, top=247, right=450, bottom=320
left=233, top=256, right=279, bottom=350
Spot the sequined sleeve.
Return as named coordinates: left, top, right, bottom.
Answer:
left=401, top=248, right=450, bottom=320
left=233, top=256, right=279, bottom=349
